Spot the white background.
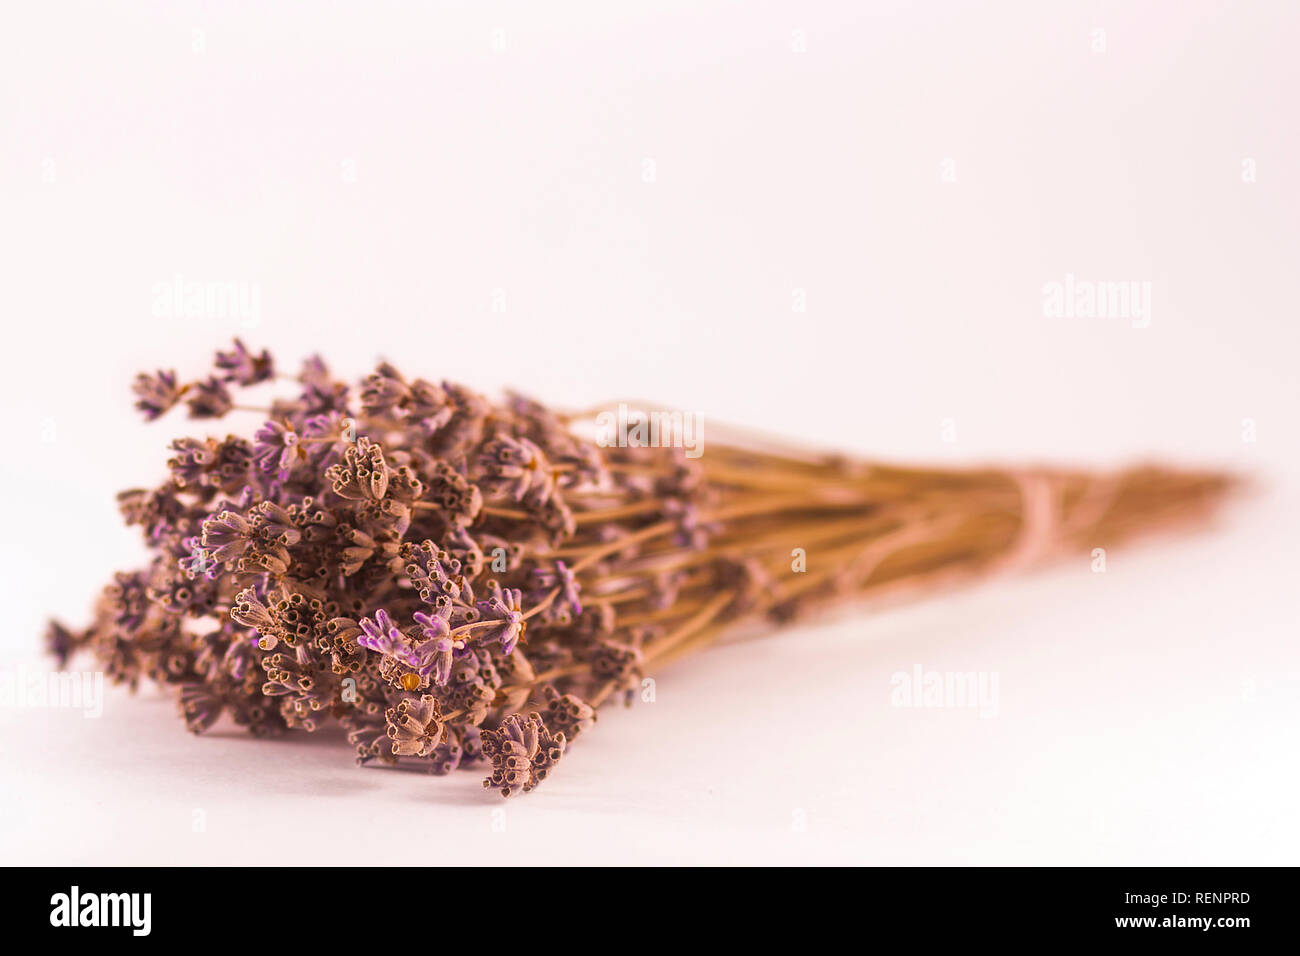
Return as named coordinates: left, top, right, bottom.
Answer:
left=1, top=0, right=1297, bottom=864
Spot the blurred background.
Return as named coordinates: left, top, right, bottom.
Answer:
left=1, top=0, right=1297, bottom=864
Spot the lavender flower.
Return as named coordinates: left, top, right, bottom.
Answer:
left=406, top=379, right=453, bottom=432
left=359, top=362, right=411, bottom=415
left=385, top=695, right=444, bottom=757
left=180, top=684, right=224, bottom=734
left=185, top=376, right=234, bottom=419
left=356, top=608, right=411, bottom=662
left=178, top=535, right=222, bottom=581
left=326, top=437, right=390, bottom=501
left=201, top=510, right=253, bottom=564
left=531, top=559, right=582, bottom=622
left=474, top=585, right=526, bottom=654
left=253, top=419, right=303, bottom=479
left=44, top=621, right=77, bottom=669
left=481, top=712, right=565, bottom=797
left=542, top=685, right=597, bottom=741
left=168, top=438, right=217, bottom=488
left=298, top=354, right=331, bottom=389
left=215, top=338, right=275, bottom=386
left=410, top=610, right=462, bottom=685
left=133, top=370, right=185, bottom=421
left=52, top=345, right=1231, bottom=799
left=477, top=435, right=551, bottom=503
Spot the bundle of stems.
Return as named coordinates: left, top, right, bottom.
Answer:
left=47, top=343, right=1235, bottom=797
left=563, top=425, right=1234, bottom=687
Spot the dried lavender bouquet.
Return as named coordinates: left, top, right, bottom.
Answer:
left=47, top=342, right=1233, bottom=797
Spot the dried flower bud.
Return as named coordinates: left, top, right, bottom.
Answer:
left=215, top=338, right=275, bottom=386
left=185, top=376, right=234, bottom=419
left=385, top=694, right=444, bottom=757
left=133, top=369, right=185, bottom=421
left=481, top=712, right=565, bottom=797
left=328, top=437, right=390, bottom=501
